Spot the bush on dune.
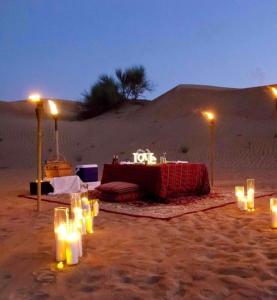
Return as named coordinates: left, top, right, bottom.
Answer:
left=80, top=65, right=152, bottom=119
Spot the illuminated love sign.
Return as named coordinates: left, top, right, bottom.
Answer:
left=133, top=149, right=157, bottom=164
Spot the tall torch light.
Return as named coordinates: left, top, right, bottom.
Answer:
left=202, top=111, right=216, bottom=187
left=48, top=100, right=59, bottom=160
left=270, top=86, right=277, bottom=137
left=29, top=94, right=43, bottom=212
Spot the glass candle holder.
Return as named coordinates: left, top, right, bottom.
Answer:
left=246, top=179, right=255, bottom=210
left=235, top=186, right=245, bottom=209
left=54, top=207, right=69, bottom=262
left=65, top=220, right=80, bottom=265
left=270, top=198, right=277, bottom=228
left=89, top=199, right=99, bottom=217
left=80, top=183, right=89, bottom=200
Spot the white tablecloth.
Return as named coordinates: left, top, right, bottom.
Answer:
left=49, top=176, right=100, bottom=195
left=50, top=175, right=82, bottom=195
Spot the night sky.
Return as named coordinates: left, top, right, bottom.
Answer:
left=1, top=0, right=277, bottom=101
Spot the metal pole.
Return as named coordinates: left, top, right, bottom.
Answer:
left=36, top=103, right=43, bottom=211
left=209, top=121, right=215, bottom=187
left=54, top=117, right=59, bottom=160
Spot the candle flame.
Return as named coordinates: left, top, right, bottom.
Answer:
left=28, top=94, right=41, bottom=103
left=55, top=224, right=67, bottom=236
left=270, top=86, right=277, bottom=98
left=202, top=111, right=215, bottom=121
left=48, top=100, right=58, bottom=116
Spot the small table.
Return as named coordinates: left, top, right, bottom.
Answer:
left=101, top=163, right=210, bottom=199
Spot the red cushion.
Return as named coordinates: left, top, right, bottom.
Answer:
left=96, top=181, right=139, bottom=194
left=97, top=191, right=141, bottom=202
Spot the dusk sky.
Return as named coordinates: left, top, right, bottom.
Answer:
left=1, top=0, right=277, bottom=101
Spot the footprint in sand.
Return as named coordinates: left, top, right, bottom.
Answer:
left=33, top=268, right=56, bottom=283
left=145, top=275, right=163, bottom=285
left=216, top=266, right=253, bottom=278
left=29, top=291, right=50, bottom=300
left=79, top=284, right=98, bottom=293
left=263, top=252, right=277, bottom=260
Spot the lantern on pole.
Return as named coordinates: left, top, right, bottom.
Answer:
left=202, top=111, right=216, bottom=187
left=28, top=94, right=43, bottom=211
left=48, top=100, right=60, bottom=160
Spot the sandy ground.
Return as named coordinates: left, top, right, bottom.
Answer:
left=0, top=169, right=277, bottom=300
left=1, top=85, right=277, bottom=299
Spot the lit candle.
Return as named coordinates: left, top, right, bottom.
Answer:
left=246, top=179, right=255, bottom=210
left=73, top=207, right=86, bottom=235
left=54, top=207, right=69, bottom=262
left=91, top=199, right=99, bottom=217
left=65, top=231, right=79, bottom=265
left=55, top=223, right=67, bottom=262
left=270, top=198, right=277, bottom=229
left=240, top=196, right=248, bottom=211
left=235, top=186, right=245, bottom=209
left=85, top=213, right=94, bottom=234
left=82, top=197, right=93, bottom=234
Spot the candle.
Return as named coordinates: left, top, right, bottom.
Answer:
left=246, top=179, right=255, bottom=210
left=82, top=197, right=93, bottom=234
left=66, top=231, right=79, bottom=265
left=247, top=188, right=255, bottom=210
left=55, top=223, right=67, bottom=262
left=54, top=207, right=69, bottom=262
left=78, top=232, right=83, bottom=257
left=85, top=213, right=94, bottom=234
left=73, top=208, right=86, bottom=235
left=240, top=196, right=248, bottom=211
left=90, top=199, right=99, bottom=217
left=270, top=198, right=277, bottom=229
left=235, top=186, right=244, bottom=209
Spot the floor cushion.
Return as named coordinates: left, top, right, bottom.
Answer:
left=97, top=191, right=142, bottom=202
left=96, top=181, right=142, bottom=202
left=96, top=181, right=140, bottom=194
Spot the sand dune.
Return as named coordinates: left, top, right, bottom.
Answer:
left=0, top=84, right=277, bottom=186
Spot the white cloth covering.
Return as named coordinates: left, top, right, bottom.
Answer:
left=49, top=176, right=100, bottom=195
left=50, top=175, right=82, bottom=195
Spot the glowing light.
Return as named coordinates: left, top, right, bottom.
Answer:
left=28, top=94, right=41, bottom=103
left=270, top=198, right=277, bottom=228
left=133, top=149, right=157, bottom=164
left=48, top=100, right=58, bottom=116
left=270, top=86, right=277, bottom=98
left=57, top=262, right=64, bottom=270
left=202, top=111, right=215, bottom=121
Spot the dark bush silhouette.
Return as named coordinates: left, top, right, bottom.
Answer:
left=116, top=65, right=152, bottom=100
left=81, top=65, right=152, bottom=119
left=82, top=75, right=122, bottom=118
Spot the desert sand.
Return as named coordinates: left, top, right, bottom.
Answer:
left=0, top=84, right=277, bottom=299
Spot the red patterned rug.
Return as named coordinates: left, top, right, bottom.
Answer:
left=18, top=190, right=275, bottom=220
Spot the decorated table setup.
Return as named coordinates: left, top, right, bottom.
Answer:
left=22, top=97, right=277, bottom=272
left=101, top=162, right=210, bottom=200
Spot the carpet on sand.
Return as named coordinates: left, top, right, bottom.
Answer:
left=18, top=191, right=275, bottom=220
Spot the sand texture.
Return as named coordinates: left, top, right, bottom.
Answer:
left=0, top=84, right=277, bottom=299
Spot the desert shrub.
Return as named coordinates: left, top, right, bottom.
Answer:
left=81, top=75, right=123, bottom=119
left=180, top=145, right=189, bottom=154
left=115, top=65, right=152, bottom=100
left=0, top=138, right=3, bottom=142
left=80, top=65, right=152, bottom=119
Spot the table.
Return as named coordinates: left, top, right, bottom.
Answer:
left=101, top=163, right=210, bottom=199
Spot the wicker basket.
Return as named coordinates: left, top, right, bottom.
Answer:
left=44, top=159, right=73, bottom=178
